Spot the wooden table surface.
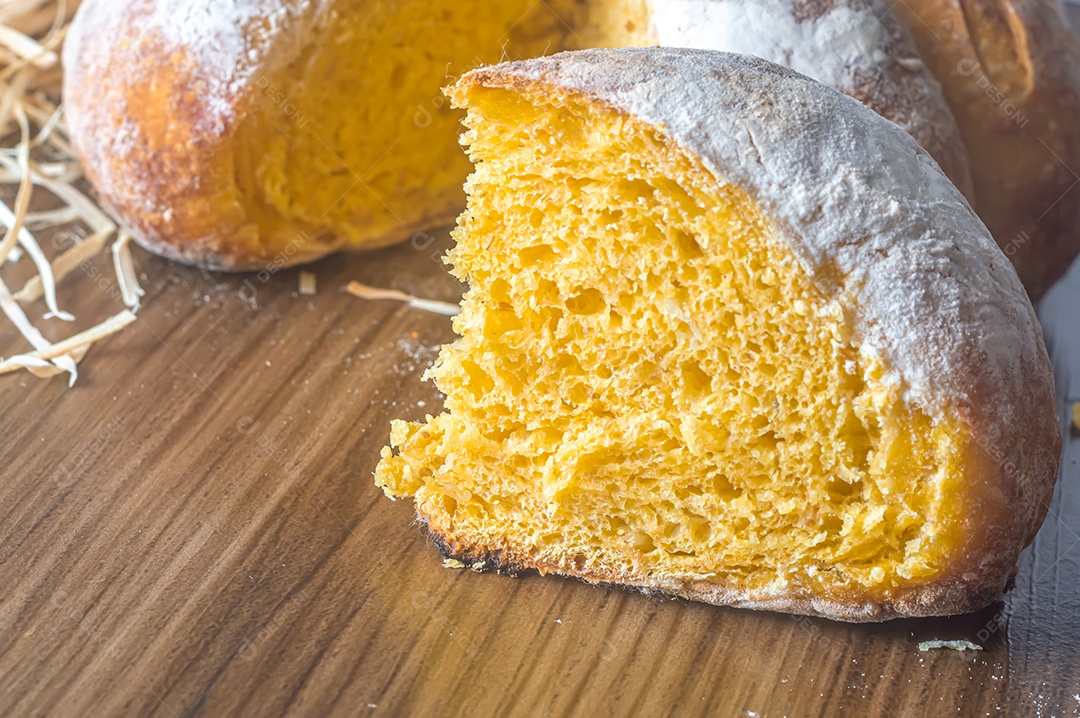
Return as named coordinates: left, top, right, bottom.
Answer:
left=0, top=221, right=1077, bottom=718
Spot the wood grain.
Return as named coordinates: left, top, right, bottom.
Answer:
left=0, top=222, right=1078, bottom=717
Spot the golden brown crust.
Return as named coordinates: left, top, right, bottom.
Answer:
left=950, top=379, right=1060, bottom=601
left=896, top=0, right=1080, bottom=298
left=63, top=0, right=463, bottom=271
left=64, top=0, right=988, bottom=274
left=62, top=0, right=301, bottom=270
left=65, top=0, right=1080, bottom=288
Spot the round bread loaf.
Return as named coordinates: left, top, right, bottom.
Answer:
left=62, top=0, right=972, bottom=270
left=895, top=0, right=1080, bottom=298
left=647, top=0, right=975, bottom=200
left=375, top=48, right=1060, bottom=621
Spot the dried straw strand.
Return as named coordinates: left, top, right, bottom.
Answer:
left=346, top=280, right=460, bottom=317
left=0, top=0, right=143, bottom=385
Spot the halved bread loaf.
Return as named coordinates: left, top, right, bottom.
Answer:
left=375, top=48, right=1060, bottom=621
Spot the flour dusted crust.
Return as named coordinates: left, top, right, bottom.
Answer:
left=439, top=48, right=1060, bottom=621
left=648, top=0, right=975, bottom=201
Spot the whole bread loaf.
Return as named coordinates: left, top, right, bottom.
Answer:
left=895, top=0, right=1080, bottom=298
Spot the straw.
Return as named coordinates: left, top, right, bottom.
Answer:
left=0, top=0, right=143, bottom=385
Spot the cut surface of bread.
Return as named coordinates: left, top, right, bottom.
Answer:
left=375, top=49, right=1059, bottom=622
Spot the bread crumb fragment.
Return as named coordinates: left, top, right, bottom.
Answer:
left=917, top=639, right=982, bottom=652
left=470, top=562, right=485, bottom=572
left=299, top=271, right=317, bottom=295
left=441, top=558, right=466, bottom=569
